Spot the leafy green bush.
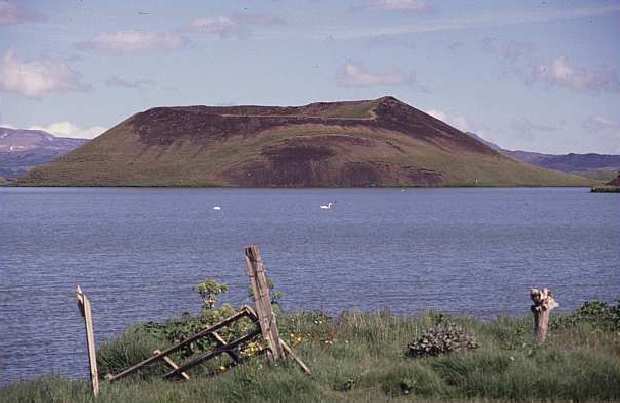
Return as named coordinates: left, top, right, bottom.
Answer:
left=195, top=279, right=229, bottom=310
left=143, top=279, right=254, bottom=359
left=407, top=323, right=479, bottom=358
left=552, top=299, right=620, bottom=330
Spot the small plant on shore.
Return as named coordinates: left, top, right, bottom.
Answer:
left=407, top=322, right=479, bottom=358
left=143, top=279, right=253, bottom=359
left=195, top=279, right=229, bottom=310
left=552, top=299, right=620, bottom=330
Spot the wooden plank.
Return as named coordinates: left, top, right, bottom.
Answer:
left=280, top=339, right=312, bottom=375
left=244, top=245, right=285, bottom=361
left=76, top=285, right=99, bottom=397
left=153, top=350, right=190, bottom=380
left=107, top=307, right=254, bottom=382
left=244, top=305, right=259, bottom=321
left=164, top=328, right=261, bottom=379
left=211, top=331, right=241, bottom=363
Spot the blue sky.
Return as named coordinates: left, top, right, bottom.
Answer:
left=1, top=0, right=619, bottom=153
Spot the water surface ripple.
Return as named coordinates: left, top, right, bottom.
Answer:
left=1, top=187, right=618, bottom=383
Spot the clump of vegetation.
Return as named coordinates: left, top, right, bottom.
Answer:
left=3, top=287, right=620, bottom=403
left=407, top=322, right=479, bottom=358
left=98, top=278, right=255, bottom=376
left=154, top=279, right=253, bottom=358
left=552, top=299, right=620, bottom=330
left=195, top=279, right=229, bottom=310
left=96, top=324, right=166, bottom=379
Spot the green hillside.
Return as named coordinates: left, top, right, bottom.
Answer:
left=20, top=97, right=591, bottom=187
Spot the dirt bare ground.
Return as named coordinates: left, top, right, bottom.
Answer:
left=130, top=97, right=493, bottom=155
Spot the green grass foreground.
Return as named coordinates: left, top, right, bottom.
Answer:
left=2, top=302, right=619, bottom=403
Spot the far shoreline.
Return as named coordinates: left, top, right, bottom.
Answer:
left=0, top=182, right=601, bottom=189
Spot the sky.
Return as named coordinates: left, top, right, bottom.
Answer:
left=1, top=0, right=619, bottom=154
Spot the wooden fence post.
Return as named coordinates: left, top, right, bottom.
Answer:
left=530, top=288, right=559, bottom=343
left=76, top=285, right=99, bottom=397
left=244, top=245, right=285, bottom=361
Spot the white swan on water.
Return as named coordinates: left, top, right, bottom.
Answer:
left=212, top=206, right=221, bottom=211
left=320, top=202, right=334, bottom=209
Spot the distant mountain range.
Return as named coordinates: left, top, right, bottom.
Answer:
left=0, top=127, right=88, bottom=180
left=466, top=132, right=620, bottom=182
left=17, top=97, right=589, bottom=187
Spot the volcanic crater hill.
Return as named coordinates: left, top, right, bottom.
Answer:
left=20, top=97, right=590, bottom=187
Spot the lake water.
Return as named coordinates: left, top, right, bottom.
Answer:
left=1, top=187, right=619, bottom=384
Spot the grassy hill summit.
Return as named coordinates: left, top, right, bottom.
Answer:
left=20, top=96, right=590, bottom=187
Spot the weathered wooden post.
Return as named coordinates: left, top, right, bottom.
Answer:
left=76, top=285, right=99, bottom=397
left=530, top=288, right=559, bottom=343
left=244, top=245, right=285, bottom=361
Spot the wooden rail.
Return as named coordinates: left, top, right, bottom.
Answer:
left=164, top=328, right=261, bottom=379
left=102, top=246, right=309, bottom=384
left=107, top=306, right=255, bottom=382
left=280, top=339, right=311, bottom=375
left=211, top=330, right=241, bottom=364
left=153, top=350, right=190, bottom=380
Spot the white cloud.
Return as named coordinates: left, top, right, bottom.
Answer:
left=0, top=50, right=89, bottom=97
left=329, top=4, right=620, bottom=39
left=191, top=14, right=285, bottom=37
left=338, top=63, right=407, bottom=87
left=29, top=122, right=107, bottom=139
left=232, top=13, right=286, bottom=26
left=367, top=0, right=431, bottom=12
left=583, top=116, right=620, bottom=132
left=483, top=38, right=620, bottom=94
left=533, top=56, right=619, bottom=92
left=426, top=109, right=446, bottom=122
left=0, top=1, right=42, bottom=25
left=482, top=38, right=535, bottom=64
left=426, top=109, right=471, bottom=132
left=78, top=31, right=185, bottom=52
left=191, top=16, right=238, bottom=37
left=510, top=117, right=557, bottom=139
left=581, top=116, right=620, bottom=154
left=105, top=75, right=154, bottom=89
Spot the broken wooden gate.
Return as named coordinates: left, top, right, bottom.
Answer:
left=76, top=244, right=309, bottom=394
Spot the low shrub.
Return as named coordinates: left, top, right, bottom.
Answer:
left=407, top=322, right=479, bottom=358
left=552, top=299, right=620, bottom=331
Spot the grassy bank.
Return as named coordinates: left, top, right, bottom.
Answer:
left=2, top=299, right=619, bottom=402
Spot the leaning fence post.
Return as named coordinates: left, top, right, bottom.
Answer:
left=530, top=288, right=559, bottom=343
left=76, top=285, right=99, bottom=397
left=244, top=245, right=285, bottom=361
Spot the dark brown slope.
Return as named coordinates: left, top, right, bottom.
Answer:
left=20, top=97, right=590, bottom=187
left=132, top=97, right=491, bottom=154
